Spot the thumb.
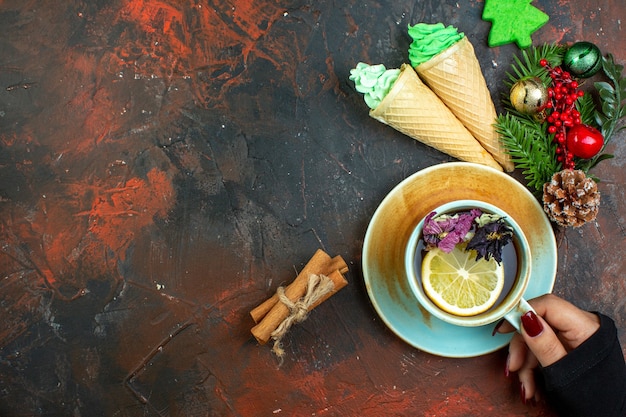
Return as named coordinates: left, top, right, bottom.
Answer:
left=520, top=310, right=568, bottom=367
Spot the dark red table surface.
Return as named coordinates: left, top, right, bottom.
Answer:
left=1, top=1, right=624, bottom=416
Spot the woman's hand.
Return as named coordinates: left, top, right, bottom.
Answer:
left=495, top=294, right=601, bottom=402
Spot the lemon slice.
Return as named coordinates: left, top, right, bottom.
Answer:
left=421, top=243, right=505, bottom=316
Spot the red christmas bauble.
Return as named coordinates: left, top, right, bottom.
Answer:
left=566, top=124, right=604, bottom=159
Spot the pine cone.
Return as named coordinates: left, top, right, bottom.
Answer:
left=542, top=169, right=600, bottom=228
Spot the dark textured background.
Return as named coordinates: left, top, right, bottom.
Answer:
left=1, top=1, right=624, bottom=416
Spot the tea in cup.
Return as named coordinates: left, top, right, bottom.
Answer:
left=405, top=199, right=533, bottom=330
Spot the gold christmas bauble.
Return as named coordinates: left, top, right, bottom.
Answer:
left=509, top=77, right=548, bottom=115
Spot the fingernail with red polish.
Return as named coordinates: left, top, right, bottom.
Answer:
left=521, top=311, right=544, bottom=337
left=492, top=319, right=505, bottom=336
left=520, top=382, right=527, bottom=405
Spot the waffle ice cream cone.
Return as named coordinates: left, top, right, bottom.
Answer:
left=370, top=64, right=502, bottom=171
left=415, top=37, right=514, bottom=171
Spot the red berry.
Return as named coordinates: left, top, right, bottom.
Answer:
left=566, top=124, right=604, bottom=159
left=540, top=59, right=548, bottom=67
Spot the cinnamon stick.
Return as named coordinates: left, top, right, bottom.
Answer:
left=250, top=249, right=348, bottom=323
left=250, top=249, right=348, bottom=345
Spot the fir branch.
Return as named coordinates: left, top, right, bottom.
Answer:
left=496, top=114, right=561, bottom=192
left=575, top=92, right=598, bottom=127
left=504, top=44, right=566, bottom=88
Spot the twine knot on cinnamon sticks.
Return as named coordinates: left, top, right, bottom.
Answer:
left=270, top=273, right=335, bottom=358
left=250, top=249, right=349, bottom=361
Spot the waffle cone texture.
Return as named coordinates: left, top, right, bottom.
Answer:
left=415, top=37, right=514, bottom=171
left=370, top=64, right=502, bottom=171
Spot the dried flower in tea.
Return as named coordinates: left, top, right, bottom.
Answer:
left=422, top=209, right=482, bottom=253
left=422, top=209, right=514, bottom=263
left=466, top=217, right=514, bottom=263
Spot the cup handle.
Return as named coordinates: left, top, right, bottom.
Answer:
left=503, top=297, right=535, bottom=333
